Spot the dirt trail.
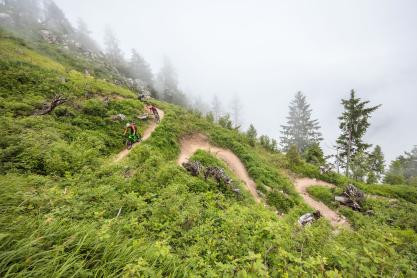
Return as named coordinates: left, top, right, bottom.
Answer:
left=177, top=134, right=261, bottom=203
left=114, top=108, right=164, bottom=162
left=294, top=178, right=350, bottom=229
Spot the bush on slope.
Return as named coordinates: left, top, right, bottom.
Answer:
left=0, top=35, right=416, bottom=276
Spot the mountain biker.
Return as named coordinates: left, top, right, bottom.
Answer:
left=148, top=104, right=159, bottom=121
left=124, top=122, right=137, bottom=136
left=148, top=104, right=158, bottom=116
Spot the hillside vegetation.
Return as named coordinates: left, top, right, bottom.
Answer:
left=1, top=32, right=417, bottom=277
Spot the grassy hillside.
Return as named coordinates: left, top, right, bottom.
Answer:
left=1, top=34, right=417, bottom=277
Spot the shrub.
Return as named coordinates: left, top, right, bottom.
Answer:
left=82, top=99, right=107, bottom=116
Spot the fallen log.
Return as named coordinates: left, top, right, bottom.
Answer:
left=34, top=95, right=67, bottom=115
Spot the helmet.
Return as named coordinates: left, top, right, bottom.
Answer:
left=125, top=123, right=130, bottom=128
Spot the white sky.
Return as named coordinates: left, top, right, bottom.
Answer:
left=54, top=0, right=417, bottom=163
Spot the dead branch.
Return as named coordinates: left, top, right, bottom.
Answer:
left=35, top=95, right=67, bottom=115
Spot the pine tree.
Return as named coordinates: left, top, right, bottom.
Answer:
left=156, top=57, right=186, bottom=105
left=350, top=150, right=370, bottom=182
left=367, top=145, right=385, bottom=184
left=384, top=146, right=417, bottom=185
left=302, top=143, right=325, bottom=166
left=75, top=18, right=100, bottom=52
left=218, top=114, right=233, bottom=129
left=229, top=94, right=242, bottom=128
left=286, top=144, right=302, bottom=166
left=104, top=26, right=124, bottom=66
left=384, top=160, right=406, bottom=185
left=246, top=124, right=257, bottom=146
left=43, top=0, right=73, bottom=34
left=336, top=90, right=381, bottom=177
left=211, top=95, right=222, bottom=122
left=280, top=91, right=322, bottom=152
left=270, top=139, right=278, bottom=152
left=129, top=49, right=153, bottom=85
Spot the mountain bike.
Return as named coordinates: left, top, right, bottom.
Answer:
left=154, top=111, right=160, bottom=123
left=126, top=133, right=141, bottom=150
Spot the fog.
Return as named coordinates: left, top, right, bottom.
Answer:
left=54, top=0, right=417, bottom=162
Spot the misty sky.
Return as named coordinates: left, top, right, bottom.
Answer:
left=54, top=0, right=417, bottom=163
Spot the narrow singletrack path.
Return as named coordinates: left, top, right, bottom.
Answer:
left=114, top=108, right=164, bottom=162
left=294, top=178, right=350, bottom=229
left=177, top=133, right=261, bottom=203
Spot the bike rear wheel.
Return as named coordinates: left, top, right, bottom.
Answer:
left=126, top=140, right=133, bottom=150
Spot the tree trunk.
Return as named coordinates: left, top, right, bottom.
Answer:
left=345, top=127, right=352, bottom=177
left=34, top=95, right=67, bottom=115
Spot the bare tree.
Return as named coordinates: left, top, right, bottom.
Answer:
left=211, top=95, right=222, bottom=121
left=229, top=94, right=243, bottom=128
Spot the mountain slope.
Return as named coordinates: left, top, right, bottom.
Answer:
left=1, top=33, right=417, bottom=277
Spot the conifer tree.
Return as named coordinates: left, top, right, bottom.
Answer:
left=218, top=114, right=233, bottom=129
left=229, top=94, right=242, bottom=128
left=384, top=146, right=417, bottom=185
left=270, top=138, right=278, bottom=152
left=76, top=18, right=100, bottom=52
left=303, top=143, right=325, bottom=166
left=156, top=57, right=186, bottom=105
left=104, top=26, right=124, bottom=66
left=211, top=95, right=222, bottom=122
left=129, top=49, right=153, bottom=85
left=367, top=145, right=385, bottom=184
left=246, top=124, right=257, bottom=146
left=336, top=90, right=381, bottom=177
left=280, top=91, right=322, bottom=152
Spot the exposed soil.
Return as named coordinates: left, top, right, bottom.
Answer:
left=177, top=133, right=261, bottom=203
left=294, top=178, right=351, bottom=229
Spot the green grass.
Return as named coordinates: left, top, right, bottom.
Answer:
left=355, top=183, right=417, bottom=204
left=307, top=185, right=417, bottom=232
left=1, top=34, right=417, bottom=276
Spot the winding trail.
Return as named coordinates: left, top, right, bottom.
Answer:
left=294, top=178, right=350, bottom=229
left=114, top=108, right=164, bottom=162
left=177, top=134, right=351, bottom=228
left=113, top=112, right=350, bottom=228
left=177, top=133, right=261, bottom=203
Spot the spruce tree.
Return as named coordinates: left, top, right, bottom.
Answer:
left=384, top=146, right=417, bottom=185
left=246, top=124, right=257, bottom=146
left=211, top=95, right=222, bottom=122
left=302, top=143, right=325, bottom=166
left=156, top=57, right=187, bottom=105
left=104, top=26, right=124, bottom=66
left=280, top=91, right=322, bottom=152
left=367, top=145, right=385, bottom=184
left=336, top=90, right=381, bottom=177
left=129, top=49, right=153, bottom=85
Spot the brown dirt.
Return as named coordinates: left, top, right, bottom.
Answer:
left=294, top=178, right=351, bottom=229
left=177, top=134, right=261, bottom=203
left=114, top=108, right=164, bottom=162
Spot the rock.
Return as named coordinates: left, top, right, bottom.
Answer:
left=182, top=161, right=203, bottom=176
left=39, top=29, right=58, bottom=44
left=111, top=114, right=127, bottom=121
left=136, top=114, right=149, bottom=120
left=232, top=188, right=241, bottom=194
left=204, top=166, right=232, bottom=185
left=298, top=210, right=321, bottom=226
left=256, top=190, right=265, bottom=198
